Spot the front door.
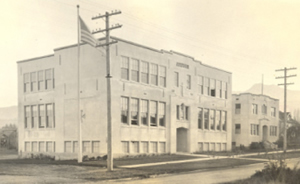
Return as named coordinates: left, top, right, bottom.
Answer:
left=263, top=125, right=268, bottom=141
left=176, top=128, right=188, bottom=152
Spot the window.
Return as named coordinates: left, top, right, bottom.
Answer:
left=203, top=143, right=209, bottom=151
left=216, top=110, right=221, bottom=130
left=222, top=143, right=227, bottom=151
left=150, top=64, right=158, bottom=85
left=222, top=82, right=227, bottom=99
left=262, top=104, right=267, bottom=114
left=131, top=59, right=139, bottom=82
left=204, top=109, right=209, bottom=129
left=45, top=69, right=53, bottom=90
left=150, top=101, right=157, bottom=126
left=204, top=77, right=210, bottom=95
left=122, top=141, right=129, bottom=153
left=235, top=124, right=241, bottom=134
left=121, top=97, right=129, bottom=124
left=73, top=141, right=78, bottom=153
left=176, top=105, right=180, bottom=120
left=46, top=142, right=53, bottom=152
left=32, top=142, right=37, bottom=152
left=197, top=76, right=203, bottom=94
left=38, top=70, right=44, bottom=91
left=30, top=72, right=37, bottom=92
left=159, top=142, right=166, bottom=153
left=159, top=102, right=165, bottom=126
left=185, top=106, right=189, bottom=120
left=25, top=142, right=30, bottom=152
left=210, top=110, right=215, bottom=130
left=216, top=80, right=221, bottom=98
left=131, top=98, right=139, bottom=125
left=222, top=111, right=227, bottom=131
left=159, top=66, right=166, bottom=87
left=39, top=104, right=45, bottom=128
left=24, top=106, right=31, bottom=128
left=31, top=105, right=38, bottom=128
left=151, top=142, right=157, bottom=153
left=235, top=104, right=241, bottom=114
left=121, top=56, right=129, bottom=80
left=39, top=142, right=45, bottom=152
left=251, top=124, right=259, bottom=135
left=210, top=143, right=215, bottom=151
left=252, top=104, right=258, bottom=114
left=46, top=104, right=54, bottom=128
left=141, top=100, right=148, bottom=126
left=141, top=61, right=149, bottom=83
left=186, top=75, right=191, bottom=89
left=132, top=141, right=139, bottom=153
left=198, top=143, right=203, bottom=152
left=270, top=126, right=277, bottom=136
left=83, top=141, right=90, bottom=153
left=92, top=141, right=100, bottom=153
left=174, top=72, right=179, bottom=87
left=271, top=107, right=276, bottom=117
left=141, top=141, right=148, bottom=153
left=198, top=108, right=203, bottom=129
left=64, top=141, right=72, bottom=153
left=210, top=79, right=216, bottom=97
left=24, top=73, right=30, bottom=93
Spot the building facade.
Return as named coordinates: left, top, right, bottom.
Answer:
left=232, top=93, right=279, bottom=147
left=18, top=37, right=232, bottom=159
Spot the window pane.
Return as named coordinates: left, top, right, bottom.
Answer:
left=64, top=141, right=72, bottom=153
left=121, top=97, right=129, bottom=124
left=141, top=100, right=148, bottom=126
left=150, top=101, right=157, bottom=126
left=131, top=59, right=139, bottom=82
left=39, top=142, right=45, bottom=152
left=83, top=141, right=90, bottom=153
left=159, top=102, right=165, bottom=126
left=198, top=108, right=203, bottom=129
left=92, top=141, right=100, bottom=153
left=204, top=109, right=209, bottom=129
left=121, top=56, right=129, bottom=80
left=210, top=110, right=215, bottom=130
left=174, top=72, right=179, bottom=87
left=122, top=141, right=129, bottom=153
left=141, top=61, right=149, bottom=83
left=131, top=98, right=139, bottom=125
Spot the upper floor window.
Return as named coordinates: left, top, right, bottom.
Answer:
left=24, top=103, right=55, bottom=129
left=141, top=100, right=148, bottom=126
left=150, top=101, right=157, bottom=126
left=141, top=61, right=149, bottom=84
left=45, top=69, right=54, bottom=90
left=186, top=75, right=191, bottom=89
left=216, top=80, right=221, bottom=98
left=39, top=104, right=45, bottom=128
left=131, top=59, right=139, bottom=82
left=46, top=104, right=54, bottom=128
left=235, top=124, right=241, bottom=134
left=198, top=108, right=203, bottom=129
left=252, top=104, right=258, bottom=114
left=271, top=107, right=276, bottom=117
left=158, top=102, right=165, bottom=126
left=150, top=64, right=158, bottom=86
left=235, top=104, right=241, bottom=114
left=159, top=66, right=166, bottom=87
left=24, top=73, right=30, bottom=93
left=121, top=97, right=129, bottom=124
left=204, top=109, right=209, bottom=130
left=121, top=56, right=129, bottom=80
left=197, top=76, right=203, bottom=94
left=262, top=104, right=267, bottom=115
left=216, top=110, right=221, bottom=130
left=30, top=72, right=37, bottom=92
left=31, top=105, right=38, bottom=128
left=174, top=72, right=179, bottom=87
left=210, top=109, right=215, bottom=130
left=131, top=98, right=139, bottom=125
left=24, top=106, right=30, bottom=128
left=210, top=79, right=216, bottom=97
left=222, top=82, right=227, bottom=99
left=38, top=70, right=44, bottom=91
left=204, top=77, right=210, bottom=96
left=222, top=111, right=227, bottom=131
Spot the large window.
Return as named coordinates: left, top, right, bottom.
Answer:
left=24, top=69, right=54, bottom=93
left=235, top=124, right=241, bottom=134
left=235, top=104, right=241, bottom=114
left=131, top=98, right=139, bottom=125
left=186, top=75, right=191, bottom=89
left=204, top=109, right=209, bottom=129
left=158, top=102, right=165, bottom=126
left=216, top=110, right=221, bottom=130
left=131, top=59, right=139, bottom=82
left=150, top=101, right=157, bottom=126
left=45, top=69, right=54, bottom=90
left=197, top=76, right=203, bottom=94
left=31, top=105, right=38, bottom=128
left=24, top=106, right=30, bottom=128
left=222, top=111, right=227, bottom=131
left=210, top=110, right=215, bottom=130
left=210, top=79, right=216, bottom=97
left=121, top=97, right=129, bottom=124
left=252, top=104, right=258, bottom=114
left=262, top=104, right=267, bottom=115
left=141, top=61, right=149, bottom=84
left=150, top=64, right=158, bottom=85
left=204, top=77, right=210, bottom=95
left=198, top=108, right=203, bottom=129
left=251, top=124, right=259, bottom=135
left=30, top=72, right=37, bottom=92
left=174, top=72, right=179, bottom=87
left=38, top=70, right=44, bottom=91
left=159, top=66, right=166, bottom=87
left=24, top=73, right=30, bottom=93
left=270, top=126, right=277, bottom=136
left=121, top=56, right=129, bottom=80
left=39, top=104, right=45, bottom=128
left=271, top=107, right=276, bottom=117
left=46, top=104, right=54, bottom=128
left=141, top=100, right=148, bottom=126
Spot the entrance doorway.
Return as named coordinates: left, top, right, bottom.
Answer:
left=263, top=125, right=268, bottom=141
left=177, top=128, right=188, bottom=152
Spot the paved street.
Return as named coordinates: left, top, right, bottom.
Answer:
left=114, top=158, right=300, bottom=184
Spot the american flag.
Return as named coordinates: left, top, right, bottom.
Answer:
left=79, top=16, right=98, bottom=47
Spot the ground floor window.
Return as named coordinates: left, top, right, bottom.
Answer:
left=25, top=142, right=30, bottom=152
left=270, top=126, right=277, bottom=136
left=92, top=141, right=100, bottom=153
left=64, top=141, right=72, bottom=153
left=151, top=142, right=158, bottom=153
left=251, top=124, right=259, bottom=135
left=159, top=142, right=166, bottom=153
left=39, top=142, right=45, bottom=152
left=73, top=141, right=78, bottom=153
left=122, top=141, right=129, bottom=153
left=141, top=141, right=149, bottom=153
left=132, top=141, right=139, bottom=153
left=198, top=142, right=203, bottom=152
left=31, top=142, right=37, bottom=152
left=82, top=141, right=90, bottom=153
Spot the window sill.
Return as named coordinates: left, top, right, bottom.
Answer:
left=120, top=79, right=166, bottom=89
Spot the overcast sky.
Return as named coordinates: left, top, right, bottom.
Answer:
left=1, top=0, right=299, bottom=107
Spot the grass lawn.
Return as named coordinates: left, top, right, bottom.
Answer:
left=0, top=147, right=18, bottom=155
left=243, top=150, right=300, bottom=160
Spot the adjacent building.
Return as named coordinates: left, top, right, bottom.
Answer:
left=18, top=37, right=232, bottom=159
left=232, top=93, right=279, bottom=147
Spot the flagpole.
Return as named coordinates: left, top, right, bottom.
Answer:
left=77, top=5, right=83, bottom=163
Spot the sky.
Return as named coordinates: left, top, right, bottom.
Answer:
left=0, top=0, right=300, bottom=108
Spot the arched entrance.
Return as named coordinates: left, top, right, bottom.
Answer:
left=263, top=125, right=268, bottom=141
left=177, top=128, right=188, bottom=152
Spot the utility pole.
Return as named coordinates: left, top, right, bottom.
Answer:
left=275, top=67, right=297, bottom=153
left=92, top=10, right=122, bottom=171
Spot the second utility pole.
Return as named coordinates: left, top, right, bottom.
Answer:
left=92, top=11, right=122, bottom=171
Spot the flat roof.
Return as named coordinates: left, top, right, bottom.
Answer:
left=17, top=54, right=54, bottom=64
left=232, top=93, right=279, bottom=101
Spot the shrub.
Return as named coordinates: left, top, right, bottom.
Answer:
left=249, top=142, right=264, bottom=150
left=82, top=155, right=89, bottom=161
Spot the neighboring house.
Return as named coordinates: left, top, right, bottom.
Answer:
left=0, top=125, right=18, bottom=149
left=17, top=37, right=232, bottom=159
left=232, top=93, right=279, bottom=147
